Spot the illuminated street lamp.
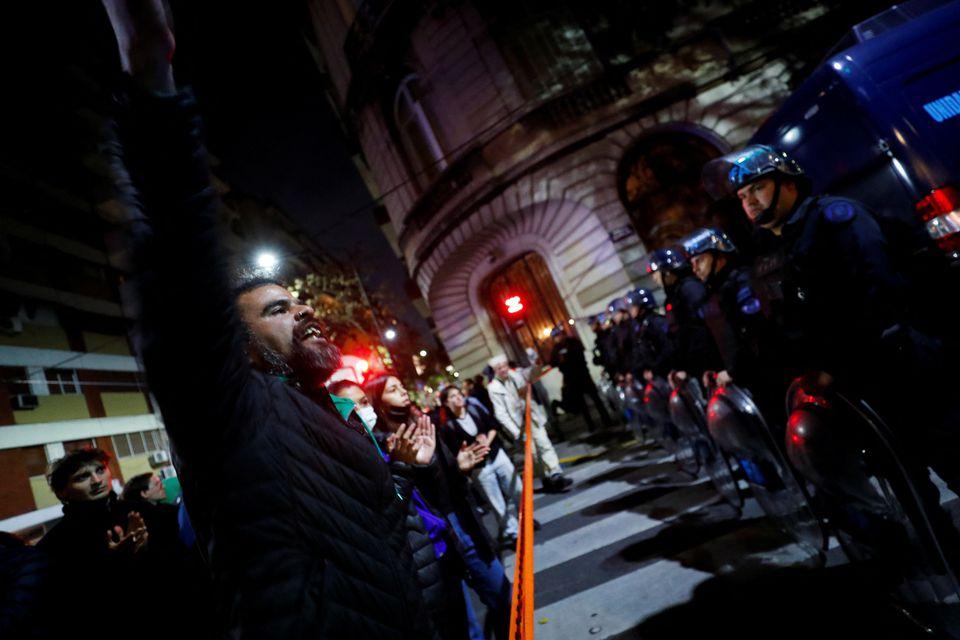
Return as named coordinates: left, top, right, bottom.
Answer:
left=255, top=251, right=279, bottom=270
left=445, top=365, right=454, bottom=372
left=419, top=349, right=428, bottom=357
left=384, top=328, right=397, bottom=341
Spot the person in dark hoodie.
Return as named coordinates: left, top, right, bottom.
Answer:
left=100, top=2, right=431, bottom=637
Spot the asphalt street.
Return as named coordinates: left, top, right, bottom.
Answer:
left=487, top=420, right=960, bottom=639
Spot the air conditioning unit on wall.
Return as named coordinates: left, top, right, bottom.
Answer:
left=148, top=451, right=170, bottom=468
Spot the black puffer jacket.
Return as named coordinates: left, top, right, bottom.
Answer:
left=123, top=88, right=431, bottom=639
left=0, top=541, right=50, bottom=640
left=361, top=422, right=451, bottom=628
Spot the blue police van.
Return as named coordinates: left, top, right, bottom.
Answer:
left=751, top=0, right=960, bottom=260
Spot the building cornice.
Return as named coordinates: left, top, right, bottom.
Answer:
left=0, top=413, right=162, bottom=450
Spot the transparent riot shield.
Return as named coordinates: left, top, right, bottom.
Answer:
left=708, top=384, right=827, bottom=555
left=643, top=377, right=690, bottom=464
left=670, top=378, right=742, bottom=508
left=785, top=376, right=960, bottom=615
left=622, top=383, right=650, bottom=445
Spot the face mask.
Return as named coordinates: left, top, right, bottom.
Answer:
left=356, top=405, right=378, bottom=430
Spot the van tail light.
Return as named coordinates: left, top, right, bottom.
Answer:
left=916, top=185, right=960, bottom=252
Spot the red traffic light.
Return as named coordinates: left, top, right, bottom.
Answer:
left=504, top=295, right=524, bottom=315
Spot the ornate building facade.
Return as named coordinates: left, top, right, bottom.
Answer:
left=307, top=0, right=892, bottom=377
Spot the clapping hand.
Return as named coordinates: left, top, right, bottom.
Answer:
left=457, top=441, right=490, bottom=472
left=387, top=416, right=436, bottom=465
left=106, top=511, right=149, bottom=554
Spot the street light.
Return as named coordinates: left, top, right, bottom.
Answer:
left=384, top=328, right=397, bottom=341
left=255, top=251, right=279, bottom=270
left=419, top=349, right=427, bottom=357
left=445, top=365, right=454, bottom=372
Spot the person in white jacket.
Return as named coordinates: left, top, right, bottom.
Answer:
left=486, top=354, right=572, bottom=493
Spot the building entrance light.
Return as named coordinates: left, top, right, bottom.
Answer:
left=504, top=295, right=524, bottom=315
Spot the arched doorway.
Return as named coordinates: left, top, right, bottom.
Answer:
left=617, top=131, right=722, bottom=249
left=484, top=252, right=571, bottom=366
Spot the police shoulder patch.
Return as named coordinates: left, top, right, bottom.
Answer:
left=823, top=200, right=856, bottom=224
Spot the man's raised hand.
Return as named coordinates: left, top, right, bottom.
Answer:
left=106, top=511, right=149, bottom=554
left=102, top=0, right=176, bottom=94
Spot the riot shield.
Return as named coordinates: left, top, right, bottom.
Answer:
left=644, top=377, right=691, bottom=464
left=670, top=378, right=742, bottom=508
left=786, top=376, right=960, bottom=613
left=708, top=384, right=827, bottom=555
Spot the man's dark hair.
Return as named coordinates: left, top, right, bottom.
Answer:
left=121, top=472, right=154, bottom=502
left=48, top=447, right=111, bottom=495
left=328, top=379, right=363, bottom=397
left=231, top=270, right=286, bottom=300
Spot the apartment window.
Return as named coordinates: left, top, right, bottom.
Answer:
left=46, top=368, right=80, bottom=395
left=111, top=429, right=170, bottom=459
left=492, top=7, right=601, bottom=101
left=112, top=433, right=131, bottom=458
left=393, top=74, right=447, bottom=187
left=63, top=439, right=96, bottom=453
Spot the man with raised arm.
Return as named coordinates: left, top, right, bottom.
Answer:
left=101, top=2, right=432, bottom=637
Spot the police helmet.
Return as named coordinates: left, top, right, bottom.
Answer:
left=645, top=247, right=689, bottom=275
left=607, top=296, right=630, bottom=314
left=625, top=287, right=656, bottom=310
left=701, top=144, right=805, bottom=200
left=681, top=227, right=737, bottom=257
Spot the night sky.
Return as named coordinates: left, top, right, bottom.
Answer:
left=169, top=1, right=438, bottom=347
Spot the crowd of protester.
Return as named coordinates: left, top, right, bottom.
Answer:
left=3, top=1, right=958, bottom=638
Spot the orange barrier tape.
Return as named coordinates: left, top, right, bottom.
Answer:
left=508, top=383, right=536, bottom=639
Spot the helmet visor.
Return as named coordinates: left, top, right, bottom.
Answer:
left=701, top=145, right=803, bottom=199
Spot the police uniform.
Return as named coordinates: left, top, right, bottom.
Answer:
left=663, top=274, right=723, bottom=378
left=751, top=195, right=910, bottom=389
left=701, top=261, right=763, bottom=384
left=608, top=318, right=634, bottom=376
left=628, top=312, right=673, bottom=377
left=549, top=335, right=613, bottom=430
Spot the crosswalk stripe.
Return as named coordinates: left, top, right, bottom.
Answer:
left=532, top=484, right=719, bottom=574
left=533, top=481, right=636, bottom=524
left=534, top=557, right=712, bottom=639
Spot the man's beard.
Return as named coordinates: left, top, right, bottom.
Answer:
left=250, top=331, right=342, bottom=388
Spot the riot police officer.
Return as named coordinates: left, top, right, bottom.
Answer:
left=701, top=144, right=951, bottom=412
left=702, top=143, right=960, bottom=560
left=548, top=324, right=614, bottom=431
left=624, top=287, right=673, bottom=382
left=605, top=296, right=634, bottom=376
left=679, top=228, right=764, bottom=390
left=589, top=312, right=613, bottom=371
left=646, top=247, right=723, bottom=382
